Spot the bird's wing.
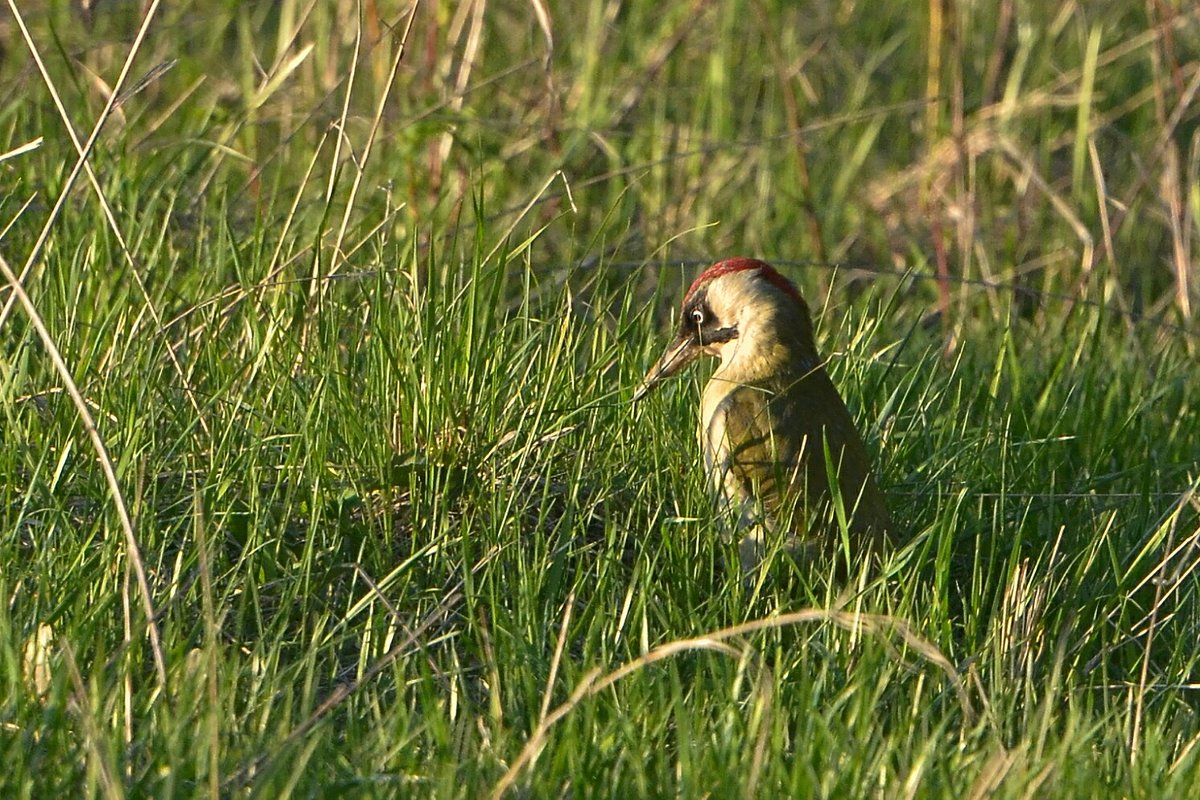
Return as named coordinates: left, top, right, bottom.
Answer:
left=771, top=369, right=893, bottom=542
left=707, top=371, right=891, bottom=546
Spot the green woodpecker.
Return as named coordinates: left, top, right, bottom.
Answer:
left=634, top=258, right=892, bottom=574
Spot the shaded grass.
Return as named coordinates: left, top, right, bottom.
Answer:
left=3, top=223, right=1197, bottom=795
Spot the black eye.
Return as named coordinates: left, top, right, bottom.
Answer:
left=691, top=308, right=705, bottom=326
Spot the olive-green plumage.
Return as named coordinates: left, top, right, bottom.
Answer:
left=636, top=258, right=891, bottom=573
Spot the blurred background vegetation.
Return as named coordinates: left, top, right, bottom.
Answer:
left=3, top=0, right=1197, bottom=324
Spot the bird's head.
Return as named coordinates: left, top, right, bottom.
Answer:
left=634, top=258, right=818, bottom=401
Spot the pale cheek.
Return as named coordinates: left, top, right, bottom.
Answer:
left=710, top=338, right=744, bottom=365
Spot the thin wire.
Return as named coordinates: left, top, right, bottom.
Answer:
left=227, top=258, right=1198, bottom=340
left=593, top=257, right=1199, bottom=338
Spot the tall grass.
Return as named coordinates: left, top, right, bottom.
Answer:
left=1, top=1, right=1198, bottom=796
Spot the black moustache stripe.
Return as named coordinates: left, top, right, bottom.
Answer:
left=701, top=326, right=738, bottom=345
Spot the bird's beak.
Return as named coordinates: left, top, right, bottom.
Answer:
left=632, top=334, right=702, bottom=402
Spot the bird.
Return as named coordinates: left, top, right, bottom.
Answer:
left=633, top=257, right=893, bottom=575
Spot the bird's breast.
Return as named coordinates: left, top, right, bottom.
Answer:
left=698, top=377, right=771, bottom=511
left=698, top=382, right=727, bottom=497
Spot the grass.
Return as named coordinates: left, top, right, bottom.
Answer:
left=1, top=0, right=1199, bottom=797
